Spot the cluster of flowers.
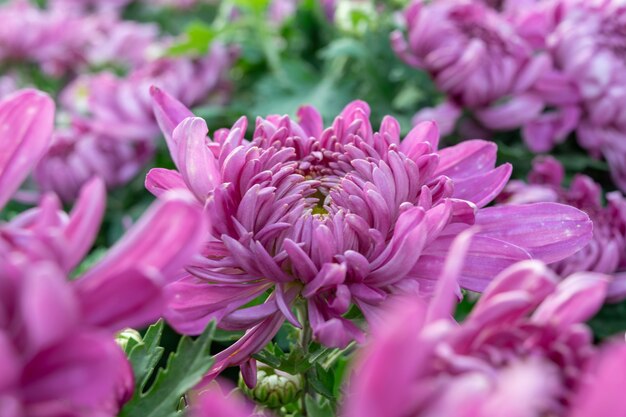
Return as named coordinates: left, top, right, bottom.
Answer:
left=392, top=0, right=626, bottom=192
left=0, top=0, right=236, bottom=202
left=2, top=78, right=625, bottom=415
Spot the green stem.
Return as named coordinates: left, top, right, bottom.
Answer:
left=298, top=304, right=312, bottom=416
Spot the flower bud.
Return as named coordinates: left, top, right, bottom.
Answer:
left=238, top=365, right=303, bottom=409
left=115, top=328, right=143, bottom=353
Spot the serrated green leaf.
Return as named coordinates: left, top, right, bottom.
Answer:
left=304, top=395, right=334, bottom=417
left=127, top=321, right=165, bottom=392
left=119, top=322, right=216, bottom=417
left=309, top=364, right=334, bottom=399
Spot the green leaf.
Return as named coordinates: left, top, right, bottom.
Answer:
left=304, top=395, right=335, bottom=417
left=309, top=364, right=335, bottom=399
left=168, top=21, right=217, bottom=56
left=127, top=321, right=165, bottom=392
left=589, top=300, right=626, bottom=340
left=119, top=322, right=216, bottom=417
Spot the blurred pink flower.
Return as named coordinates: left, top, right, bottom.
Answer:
left=343, top=232, right=620, bottom=417
left=35, top=44, right=236, bottom=201
left=391, top=0, right=552, bottom=133
left=149, top=89, right=592, bottom=382
left=500, top=156, right=626, bottom=301
left=0, top=89, right=207, bottom=416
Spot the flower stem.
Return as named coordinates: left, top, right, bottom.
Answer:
left=297, top=303, right=312, bottom=416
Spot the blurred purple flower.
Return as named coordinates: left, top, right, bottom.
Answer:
left=149, top=89, right=592, bottom=381
left=342, top=232, right=619, bottom=417
left=500, top=156, right=626, bottom=301
left=0, top=0, right=98, bottom=76
left=519, top=0, right=626, bottom=192
left=0, top=89, right=207, bottom=416
left=391, top=0, right=552, bottom=133
left=35, top=44, right=236, bottom=202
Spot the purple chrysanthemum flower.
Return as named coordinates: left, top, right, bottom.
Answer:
left=499, top=156, right=626, bottom=301
left=391, top=0, right=554, bottom=136
left=342, top=232, right=623, bottom=417
left=0, top=90, right=206, bottom=416
left=149, top=89, right=592, bottom=381
left=34, top=43, right=235, bottom=202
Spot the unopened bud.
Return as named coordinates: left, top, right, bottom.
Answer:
left=238, top=365, right=303, bottom=409
left=115, top=328, right=142, bottom=353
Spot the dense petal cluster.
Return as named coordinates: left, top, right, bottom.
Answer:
left=0, top=90, right=206, bottom=416
left=393, top=0, right=626, bottom=192
left=391, top=0, right=553, bottom=135
left=342, top=232, right=625, bottom=417
left=148, top=89, right=592, bottom=381
left=499, top=156, right=626, bottom=301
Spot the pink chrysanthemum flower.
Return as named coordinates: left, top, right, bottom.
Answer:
left=515, top=0, right=626, bottom=192
left=0, top=90, right=206, bottom=416
left=342, top=232, right=624, bottom=417
left=148, top=88, right=592, bottom=381
left=34, top=44, right=235, bottom=202
left=391, top=0, right=554, bottom=136
left=499, top=156, right=626, bottom=301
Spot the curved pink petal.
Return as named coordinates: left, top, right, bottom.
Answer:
left=150, top=86, right=193, bottom=168
left=75, top=266, right=165, bottom=332
left=452, top=163, right=512, bottom=208
left=0, top=89, right=55, bottom=210
left=21, top=332, right=131, bottom=412
left=475, top=202, right=593, bottom=264
left=532, top=272, right=609, bottom=328
left=175, top=117, right=220, bottom=201
left=435, top=140, right=497, bottom=180
left=81, top=192, right=206, bottom=284
left=145, top=167, right=189, bottom=197
left=21, top=262, right=79, bottom=353
left=62, top=177, right=106, bottom=272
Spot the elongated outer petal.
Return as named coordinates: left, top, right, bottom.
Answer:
left=568, top=344, right=626, bottom=417
left=21, top=262, right=79, bottom=353
left=475, top=202, right=593, bottom=264
left=175, top=117, right=221, bottom=201
left=74, top=267, right=165, bottom=332
left=21, top=331, right=132, bottom=411
left=0, top=89, right=55, bottom=210
left=150, top=86, right=193, bottom=168
left=165, top=276, right=271, bottom=335
left=62, top=177, right=106, bottom=272
left=476, top=93, right=544, bottom=130
left=435, top=140, right=497, bottom=180
left=468, top=261, right=558, bottom=328
left=426, top=229, right=475, bottom=323
left=342, top=297, right=430, bottom=417
left=452, top=163, right=512, bottom=208
left=411, top=234, right=531, bottom=294
left=0, top=332, right=19, bottom=392
left=532, top=272, right=609, bottom=328
left=80, top=191, right=206, bottom=284
left=400, top=121, right=440, bottom=158
left=145, top=168, right=190, bottom=198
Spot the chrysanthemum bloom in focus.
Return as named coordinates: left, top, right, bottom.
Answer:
left=342, top=232, right=625, bottom=417
left=0, top=90, right=206, bottom=416
left=499, top=156, right=626, bottom=301
left=149, top=88, right=592, bottom=383
left=391, top=0, right=558, bottom=136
